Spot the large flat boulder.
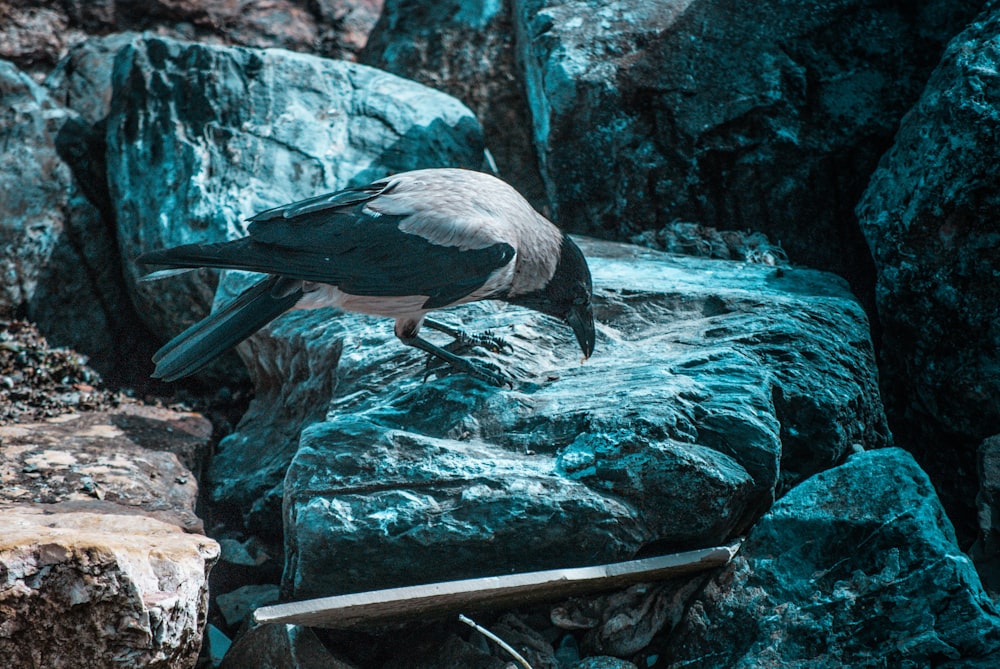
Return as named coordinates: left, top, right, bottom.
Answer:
left=241, top=239, right=890, bottom=599
left=0, top=405, right=212, bottom=530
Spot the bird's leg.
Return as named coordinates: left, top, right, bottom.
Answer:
left=423, top=318, right=512, bottom=353
left=399, top=334, right=511, bottom=387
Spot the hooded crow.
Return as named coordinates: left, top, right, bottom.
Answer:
left=137, top=168, right=595, bottom=386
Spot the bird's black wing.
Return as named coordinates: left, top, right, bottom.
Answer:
left=139, top=182, right=515, bottom=309
left=151, top=275, right=303, bottom=381
left=248, top=182, right=389, bottom=222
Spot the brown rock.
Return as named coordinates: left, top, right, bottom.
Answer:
left=0, top=0, right=382, bottom=76
left=0, top=404, right=218, bottom=666
left=0, top=404, right=212, bottom=531
left=0, top=508, right=218, bottom=669
left=313, top=0, right=383, bottom=58
left=0, top=2, right=82, bottom=71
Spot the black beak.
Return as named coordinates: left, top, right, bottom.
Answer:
left=566, top=302, right=595, bottom=359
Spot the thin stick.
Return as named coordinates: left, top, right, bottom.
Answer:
left=458, top=614, right=534, bottom=669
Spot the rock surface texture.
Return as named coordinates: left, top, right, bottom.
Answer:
left=106, top=35, right=485, bottom=351
left=0, top=0, right=382, bottom=74
left=0, top=405, right=218, bottom=668
left=857, top=5, right=1000, bottom=537
left=267, top=239, right=887, bottom=599
left=663, top=448, right=1000, bottom=667
left=974, top=434, right=1000, bottom=596
left=0, top=58, right=132, bottom=375
left=362, top=0, right=546, bottom=208
left=0, top=405, right=212, bottom=528
left=0, top=509, right=218, bottom=669
left=513, top=0, right=981, bottom=290
left=219, top=624, right=357, bottom=669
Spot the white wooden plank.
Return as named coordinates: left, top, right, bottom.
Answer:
left=253, top=543, right=740, bottom=629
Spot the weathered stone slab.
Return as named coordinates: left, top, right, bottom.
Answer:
left=0, top=1, right=380, bottom=75
left=260, top=238, right=888, bottom=599
left=46, top=32, right=138, bottom=125
left=0, top=405, right=212, bottom=531
left=663, top=448, right=1000, bottom=667
left=0, top=508, right=218, bottom=669
left=0, top=404, right=217, bottom=667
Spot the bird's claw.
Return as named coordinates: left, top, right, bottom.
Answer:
left=422, top=355, right=512, bottom=388
left=468, top=360, right=513, bottom=388
left=453, top=329, right=512, bottom=354
left=477, top=330, right=514, bottom=354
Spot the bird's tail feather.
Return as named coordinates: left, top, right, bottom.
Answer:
left=138, top=239, right=256, bottom=272
left=153, top=275, right=303, bottom=381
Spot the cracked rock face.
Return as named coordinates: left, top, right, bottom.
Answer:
left=106, top=35, right=486, bottom=348
left=0, top=60, right=129, bottom=375
left=662, top=448, right=1000, bottom=668
left=361, top=0, right=547, bottom=210
left=0, top=509, right=218, bottom=669
left=210, top=238, right=889, bottom=600
left=0, top=406, right=217, bottom=668
left=510, top=0, right=980, bottom=297
left=0, top=0, right=381, bottom=75
left=0, top=405, right=212, bottom=531
left=857, top=6, right=1000, bottom=536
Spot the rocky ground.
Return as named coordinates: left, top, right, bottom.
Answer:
left=0, top=319, right=120, bottom=424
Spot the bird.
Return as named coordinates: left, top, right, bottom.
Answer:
left=137, top=168, right=596, bottom=386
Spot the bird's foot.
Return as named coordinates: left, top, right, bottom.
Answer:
left=466, top=359, right=513, bottom=388
left=406, top=328, right=513, bottom=387
left=423, top=319, right=513, bottom=354
left=422, top=354, right=512, bottom=388
left=455, top=329, right=512, bottom=354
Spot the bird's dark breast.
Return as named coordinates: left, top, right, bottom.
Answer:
left=246, top=210, right=515, bottom=309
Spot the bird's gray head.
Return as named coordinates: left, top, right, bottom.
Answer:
left=508, top=236, right=595, bottom=358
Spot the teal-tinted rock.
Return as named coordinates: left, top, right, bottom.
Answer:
left=220, top=624, right=355, bottom=669
left=665, top=448, right=1000, bottom=667
left=106, top=35, right=485, bottom=347
left=270, top=239, right=887, bottom=599
left=361, top=0, right=546, bottom=208
left=513, top=0, right=979, bottom=294
left=0, top=58, right=129, bottom=375
left=571, top=658, right=638, bottom=669
left=857, top=6, right=1000, bottom=532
